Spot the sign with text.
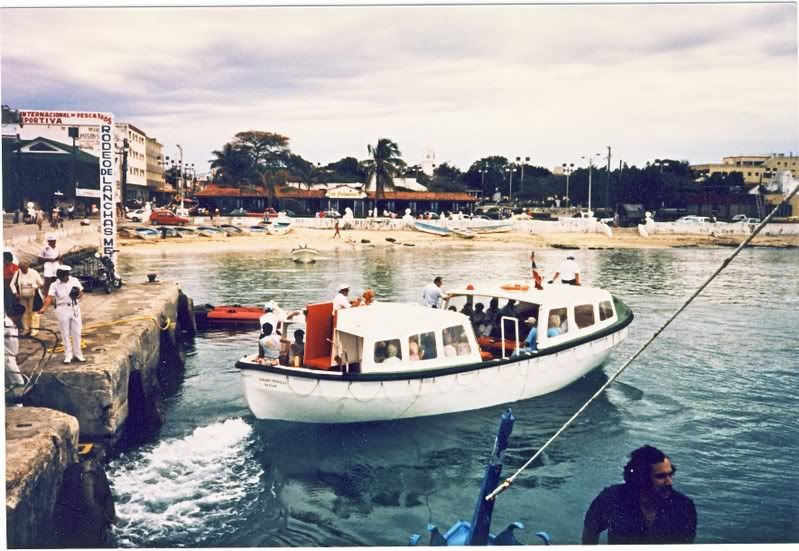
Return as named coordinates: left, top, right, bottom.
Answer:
left=20, top=109, right=117, bottom=258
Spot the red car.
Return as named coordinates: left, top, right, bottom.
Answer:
left=149, top=209, right=189, bottom=226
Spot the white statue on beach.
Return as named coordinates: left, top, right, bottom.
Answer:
left=342, top=207, right=354, bottom=229
left=402, top=208, right=415, bottom=228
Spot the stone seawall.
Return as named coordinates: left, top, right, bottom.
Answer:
left=7, top=279, right=195, bottom=547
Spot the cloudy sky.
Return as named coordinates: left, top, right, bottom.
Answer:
left=1, top=2, right=796, bottom=174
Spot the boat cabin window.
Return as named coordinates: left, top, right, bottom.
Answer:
left=375, top=339, right=402, bottom=364
left=443, top=325, right=472, bottom=357
left=409, top=332, right=438, bottom=361
left=574, top=304, right=596, bottom=329
left=549, top=307, right=568, bottom=335
left=599, top=300, right=614, bottom=321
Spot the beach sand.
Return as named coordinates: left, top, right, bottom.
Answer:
left=118, top=226, right=799, bottom=255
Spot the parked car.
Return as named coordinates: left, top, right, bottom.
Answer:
left=150, top=209, right=189, bottom=225
left=228, top=208, right=249, bottom=216
left=126, top=209, right=146, bottom=222
left=737, top=217, right=760, bottom=224
left=675, top=215, right=712, bottom=224
left=730, top=214, right=748, bottom=223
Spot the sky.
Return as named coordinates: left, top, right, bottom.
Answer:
left=1, top=1, right=797, bottom=175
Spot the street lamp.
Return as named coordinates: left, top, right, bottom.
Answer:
left=561, top=162, right=574, bottom=206
left=515, top=156, right=530, bottom=195
left=479, top=163, right=488, bottom=193
left=176, top=144, right=184, bottom=211
left=505, top=165, right=517, bottom=204
left=581, top=153, right=602, bottom=214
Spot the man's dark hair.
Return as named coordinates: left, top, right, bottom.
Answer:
left=434, top=276, right=442, bottom=284
left=261, top=322, right=273, bottom=336
left=3, top=251, right=13, bottom=263
left=294, top=329, right=304, bottom=341
left=623, top=445, right=668, bottom=488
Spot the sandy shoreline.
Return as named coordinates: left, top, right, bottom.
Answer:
left=118, top=227, right=799, bottom=255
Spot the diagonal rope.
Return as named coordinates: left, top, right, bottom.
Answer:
left=486, top=181, right=799, bottom=501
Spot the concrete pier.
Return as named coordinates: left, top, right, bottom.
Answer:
left=6, top=274, right=195, bottom=547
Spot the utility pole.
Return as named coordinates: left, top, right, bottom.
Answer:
left=68, top=127, right=79, bottom=197
left=581, top=153, right=601, bottom=214
left=605, top=146, right=611, bottom=210
left=176, top=144, right=184, bottom=211
left=516, top=156, right=530, bottom=195
left=120, top=138, right=129, bottom=206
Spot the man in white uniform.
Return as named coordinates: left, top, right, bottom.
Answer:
left=333, top=284, right=355, bottom=311
left=549, top=255, right=581, bottom=286
left=39, top=265, right=87, bottom=364
left=38, top=234, right=61, bottom=296
left=5, top=303, right=26, bottom=387
left=422, top=276, right=449, bottom=308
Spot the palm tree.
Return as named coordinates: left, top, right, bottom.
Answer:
left=259, top=168, right=290, bottom=209
left=363, top=138, right=404, bottom=217
left=209, top=143, right=253, bottom=186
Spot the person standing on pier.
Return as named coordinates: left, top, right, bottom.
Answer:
left=10, top=261, right=44, bottom=336
left=38, top=234, right=61, bottom=296
left=582, top=445, right=696, bottom=545
left=5, top=302, right=27, bottom=388
left=38, top=265, right=87, bottom=364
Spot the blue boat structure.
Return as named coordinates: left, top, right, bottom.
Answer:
left=410, top=409, right=551, bottom=546
left=414, top=220, right=451, bottom=236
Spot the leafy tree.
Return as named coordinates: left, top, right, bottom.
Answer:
left=363, top=138, right=404, bottom=216
left=464, top=156, right=510, bottom=198
left=259, top=168, right=291, bottom=208
left=428, top=162, right=466, bottom=192
left=325, top=156, right=365, bottom=182
left=2, top=105, right=21, bottom=125
left=234, top=131, right=290, bottom=171
left=209, top=143, right=254, bottom=186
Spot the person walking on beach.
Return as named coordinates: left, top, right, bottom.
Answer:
left=38, top=234, right=61, bottom=296
left=582, top=445, right=696, bottom=545
left=39, top=265, right=87, bottom=364
left=549, top=254, right=581, bottom=286
left=422, top=276, right=449, bottom=308
left=333, top=219, right=341, bottom=239
left=10, top=261, right=44, bottom=336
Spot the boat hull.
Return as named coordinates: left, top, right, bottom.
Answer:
left=414, top=220, right=450, bottom=236
left=291, top=248, right=319, bottom=263
left=238, top=326, right=628, bottom=423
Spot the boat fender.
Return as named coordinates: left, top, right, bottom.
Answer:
left=501, top=283, right=530, bottom=291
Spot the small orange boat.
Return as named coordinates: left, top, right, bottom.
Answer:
left=194, top=304, right=263, bottom=328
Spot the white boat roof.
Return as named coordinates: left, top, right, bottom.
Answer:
left=336, top=302, right=470, bottom=338
left=447, top=283, right=614, bottom=306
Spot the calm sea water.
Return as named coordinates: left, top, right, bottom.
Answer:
left=107, top=244, right=798, bottom=546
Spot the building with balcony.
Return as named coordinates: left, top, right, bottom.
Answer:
left=691, top=154, right=798, bottom=186
left=115, top=122, right=148, bottom=202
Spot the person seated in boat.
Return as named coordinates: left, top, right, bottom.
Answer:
left=409, top=336, right=421, bottom=361
left=460, top=302, right=474, bottom=317
left=443, top=329, right=458, bottom=357
left=513, top=316, right=561, bottom=355
left=470, top=303, right=487, bottom=335
left=257, top=322, right=283, bottom=365
left=548, top=313, right=563, bottom=336
left=449, top=326, right=472, bottom=356
left=289, top=329, right=305, bottom=367
left=383, top=342, right=402, bottom=364
left=482, top=298, right=500, bottom=337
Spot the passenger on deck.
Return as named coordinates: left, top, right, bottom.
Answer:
left=549, top=255, right=581, bottom=286
left=422, top=276, right=450, bottom=308
left=258, top=322, right=283, bottom=365
left=289, top=329, right=305, bottom=367
left=334, top=284, right=360, bottom=310
left=482, top=298, right=500, bottom=337
left=470, top=303, right=486, bottom=335
left=460, top=302, right=474, bottom=317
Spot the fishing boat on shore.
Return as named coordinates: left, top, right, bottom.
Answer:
left=235, top=282, right=633, bottom=423
left=267, top=215, right=293, bottom=235
left=471, top=221, right=514, bottom=234
left=291, top=245, right=319, bottom=263
left=452, top=228, right=476, bottom=239
left=414, top=220, right=451, bottom=236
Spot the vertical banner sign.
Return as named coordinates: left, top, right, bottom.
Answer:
left=17, top=110, right=117, bottom=262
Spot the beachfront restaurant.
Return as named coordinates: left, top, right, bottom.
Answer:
left=195, top=183, right=479, bottom=217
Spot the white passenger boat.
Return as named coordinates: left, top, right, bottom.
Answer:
left=291, top=245, right=319, bottom=263
left=236, top=283, right=633, bottom=423
left=413, top=220, right=451, bottom=236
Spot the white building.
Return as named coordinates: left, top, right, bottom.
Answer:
left=420, top=148, right=437, bottom=176
left=115, top=122, right=148, bottom=202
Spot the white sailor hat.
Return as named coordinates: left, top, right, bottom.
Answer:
left=46, top=233, right=57, bottom=241
left=263, top=300, right=276, bottom=312
left=56, top=264, right=72, bottom=272
left=338, top=283, right=350, bottom=292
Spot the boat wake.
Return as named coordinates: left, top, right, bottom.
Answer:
left=108, top=418, right=274, bottom=547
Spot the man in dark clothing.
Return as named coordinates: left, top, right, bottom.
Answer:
left=582, top=445, right=696, bottom=545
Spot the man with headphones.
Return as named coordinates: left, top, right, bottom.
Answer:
left=582, top=445, right=696, bottom=544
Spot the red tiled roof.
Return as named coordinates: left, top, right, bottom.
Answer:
left=197, top=183, right=476, bottom=202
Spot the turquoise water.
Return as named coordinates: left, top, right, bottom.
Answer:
left=107, top=245, right=798, bottom=545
